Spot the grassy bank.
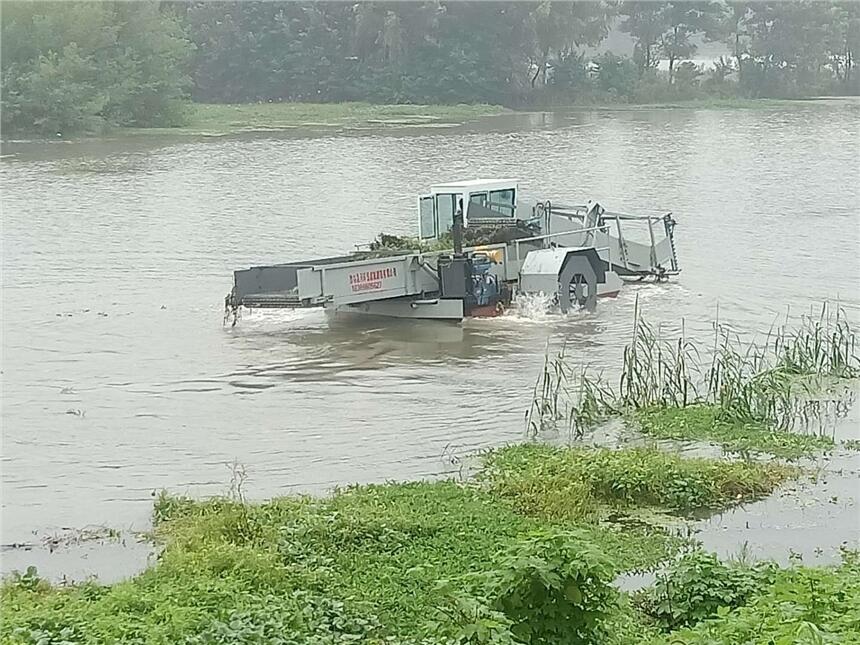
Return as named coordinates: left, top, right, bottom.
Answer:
left=171, top=98, right=818, bottom=137
left=128, top=97, right=839, bottom=137
left=0, top=444, right=803, bottom=644
left=122, top=102, right=507, bottom=137
left=634, top=548, right=860, bottom=643
left=641, top=550, right=860, bottom=644
left=8, top=97, right=844, bottom=140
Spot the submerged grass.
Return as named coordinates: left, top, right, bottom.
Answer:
left=0, top=441, right=798, bottom=645
left=635, top=405, right=835, bottom=459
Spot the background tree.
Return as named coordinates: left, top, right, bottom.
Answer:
left=822, top=1, right=859, bottom=90
left=619, top=1, right=667, bottom=77
left=2, top=0, right=857, bottom=137
left=1, top=1, right=191, bottom=135
left=658, top=1, right=723, bottom=85
left=673, top=61, right=704, bottom=98
left=745, top=1, right=832, bottom=97
left=717, top=1, right=753, bottom=89
left=592, top=52, right=639, bottom=99
left=526, top=1, right=613, bottom=89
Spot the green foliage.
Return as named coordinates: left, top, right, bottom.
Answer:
left=619, top=2, right=666, bottom=75
left=525, top=343, right=618, bottom=440
left=358, top=221, right=540, bottom=259
left=152, top=488, right=198, bottom=525
left=431, top=529, right=620, bottom=645
left=1, top=1, right=192, bottom=136
left=0, top=469, right=685, bottom=644
left=673, top=62, right=704, bottom=93
left=526, top=342, right=579, bottom=439
left=637, top=550, right=777, bottom=630
left=4, top=566, right=51, bottom=594
left=483, top=443, right=794, bottom=516
left=635, top=405, right=834, bottom=459
left=431, top=588, right=519, bottom=645
left=179, top=2, right=535, bottom=106
left=3, top=1, right=859, bottom=136
left=539, top=303, right=858, bottom=455
left=593, top=53, right=640, bottom=100
left=620, top=0, right=857, bottom=98
left=774, top=304, right=860, bottom=379
left=2, top=441, right=842, bottom=644
left=620, top=312, right=700, bottom=411
left=488, top=530, right=617, bottom=645
left=649, top=551, right=860, bottom=644
left=705, top=306, right=858, bottom=429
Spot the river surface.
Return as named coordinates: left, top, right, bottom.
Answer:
left=2, top=103, right=859, bottom=578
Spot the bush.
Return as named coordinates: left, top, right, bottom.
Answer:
left=453, top=529, right=618, bottom=645
left=594, top=52, right=639, bottom=100
left=653, top=551, right=860, bottom=644
left=637, top=550, right=777, bottom=630
left=672, top=62, right=704, bottom=100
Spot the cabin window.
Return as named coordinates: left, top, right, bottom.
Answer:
left=469, top=192, right=488, bottom=207
left=489, top=188, right=516, bottom=217
left=436, top=193, right=457, bottom=234
left=419, top=196, right=435, bottom=239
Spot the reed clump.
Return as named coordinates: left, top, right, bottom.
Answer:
left=527, top=302, right=859, bottom=454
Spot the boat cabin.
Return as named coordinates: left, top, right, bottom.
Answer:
left=418, top=178, right=519, bottom=239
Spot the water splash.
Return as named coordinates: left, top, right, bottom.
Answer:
left=233, top=306, right=326, bottom=331
left=501, top=292, right=595, bottom=325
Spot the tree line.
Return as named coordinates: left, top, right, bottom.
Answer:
left=2, top=1, right=858, bottom=136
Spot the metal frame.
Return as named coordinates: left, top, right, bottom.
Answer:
left=542, top=203, right=679, bottom=277
left=512, top=224, right=611, bottom=263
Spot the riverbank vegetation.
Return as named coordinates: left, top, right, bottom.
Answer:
left=1, top=2, right=191, bottom=136
left=2, top=306, right=858, bottom=643
left=636, top=548, right=860, bottom=643
left=0, top=444, right=818, bottom=644
left=3, top=444, right=857, bottom=644
left=3, top=1, right=859, bottom=137
left=528, top=302, right=859, bottom=458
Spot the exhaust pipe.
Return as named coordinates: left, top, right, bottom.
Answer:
left=452, top=198, right=464, bottom=256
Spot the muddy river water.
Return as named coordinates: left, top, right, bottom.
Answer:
left=2, top=102, right=859, bottom=580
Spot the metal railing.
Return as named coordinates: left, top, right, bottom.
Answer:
left=513, top=224, right=611, bottom=263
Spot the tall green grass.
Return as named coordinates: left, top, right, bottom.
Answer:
left=526, top=341, right=574, bottom=438
left=528, top=301, right=859, bottom=442
left=525, top=342, right=618, bottom=439
left=773, top=303, right=859, bottom=378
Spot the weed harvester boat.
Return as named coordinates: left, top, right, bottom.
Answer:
left=225, top=179, right=679, bottom=324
